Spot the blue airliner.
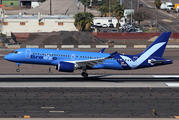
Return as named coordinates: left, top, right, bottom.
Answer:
left=4, top=32, right=173, bottom=77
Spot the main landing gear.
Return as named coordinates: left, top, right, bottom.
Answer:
left=81, top=68, right=88, bottom=78
left=16, top=63, right=21, bottom=72
left=81, top=72, right=88, bottom=78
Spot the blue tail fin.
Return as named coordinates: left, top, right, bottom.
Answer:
left=140, top=32, right=171, bottom=58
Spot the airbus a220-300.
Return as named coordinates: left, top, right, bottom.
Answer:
left=4, top=32, right=173, bottom=77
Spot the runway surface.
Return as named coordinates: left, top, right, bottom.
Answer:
left=0, top=86, right=179, bottom=118
left=0, top=76, right=179, bottom=118
left=0, top=75, right=179, bottom=88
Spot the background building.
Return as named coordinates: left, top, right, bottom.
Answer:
left=0, top=13, right=78, bottom=36
left=1, top=0, right=38, bottom=7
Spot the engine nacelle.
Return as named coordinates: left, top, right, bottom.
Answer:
left=58, top=62, right=75, bottom=72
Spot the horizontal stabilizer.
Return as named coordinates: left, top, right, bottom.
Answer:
left=151, top=60, right=172, bottom=64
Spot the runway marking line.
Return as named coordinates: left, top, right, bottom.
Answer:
left=24, top=115, right=30, bottom=118
left=41, top=107, right=55, bottom=109
left=49, top=111, right=64, bottom=113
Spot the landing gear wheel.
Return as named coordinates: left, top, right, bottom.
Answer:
left=81, top=72, right=88, bottom=78
left=16, top=69, right=20, bottom=72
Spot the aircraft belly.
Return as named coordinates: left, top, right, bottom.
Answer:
left=102, top=61, right=124, bottom=70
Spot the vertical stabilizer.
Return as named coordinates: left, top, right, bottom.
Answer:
left=141, top=32, right=171, bottom=58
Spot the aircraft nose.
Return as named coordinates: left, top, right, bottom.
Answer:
left=4, top=54, right=11, bottom=61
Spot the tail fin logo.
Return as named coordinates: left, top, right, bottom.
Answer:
left=120, top=42, right=166, bottom=69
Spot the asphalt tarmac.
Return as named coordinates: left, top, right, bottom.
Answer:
left=0, top=83, right=179, bottom=118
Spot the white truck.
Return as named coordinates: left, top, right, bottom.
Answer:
left=176, top=6, right=179, bottom=12
left=160, top=2, right=174, bottom=10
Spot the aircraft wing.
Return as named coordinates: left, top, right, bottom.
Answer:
left=66, top=51, right=117, bottom=68
left=51, top=51, right=117, bottom=68
left=67, top=58, right=106, bottom=68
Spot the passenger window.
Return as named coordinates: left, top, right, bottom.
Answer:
left=68, top=55, right=70, bottom=57
left=76, top=56, right=78, bottom=58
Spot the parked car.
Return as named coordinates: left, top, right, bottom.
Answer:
left=135, top=28, right=143, bottom=33
left=119, top=24, right=132, bottom=30
left=91, top=25, right=97, bottom=28
left=110, top=29, right=117, bottom=33
left=109, top=23, right=114, bottom=28
left=126, top=28, right=136, bottom=33
left=116, top=23, right=121, bottom=28
left=103, top=30, right=108, bottom=33
left=96, top=22, right=102, bottom=27
left=102, top=24, right=108, bottom=28
left=139, top=3, right=143, bottom=7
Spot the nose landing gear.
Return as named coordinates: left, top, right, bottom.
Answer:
left=16, top=63, right=21, bottom=72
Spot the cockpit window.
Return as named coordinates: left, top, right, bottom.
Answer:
left=11, top=51, right=18, bottom=54
left=14, top=51, right=18, bottom=54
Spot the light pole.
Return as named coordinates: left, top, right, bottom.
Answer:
left=131, top=0, right=132, bottom=25
left=50, top=0, right=51, bottom=15
left=109, top=0, right=110, bottom=17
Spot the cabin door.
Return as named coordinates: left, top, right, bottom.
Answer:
left=25, top=49, right=31, bottom=59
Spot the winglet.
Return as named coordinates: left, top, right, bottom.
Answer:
left=107, top=51, right=117, bottom=58
left=98, top=48, right=106, bottom=53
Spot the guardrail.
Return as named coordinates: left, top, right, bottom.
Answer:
left=20, top=45, right=179, bottom=49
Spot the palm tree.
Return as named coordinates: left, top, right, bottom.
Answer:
left=79, top=0, right=90, bottom=13
left=74, top=12, right=94, bottom=31
left=154, top=0, right=162, bottom=9
left=113, top=0, right=125, bottom=32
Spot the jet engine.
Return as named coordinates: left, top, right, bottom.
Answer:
left=57, top=62, right=76, bottom=72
